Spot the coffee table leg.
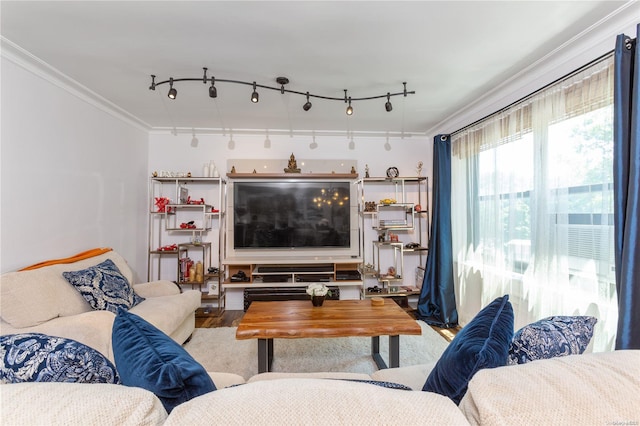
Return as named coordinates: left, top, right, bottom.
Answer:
left=371, top=336, right=387, bottom=369
left=371, top=335, right=400, bottom=369
left=389, top=335, right=400, bottom=368
left=258, top=338, right=274, bottom=373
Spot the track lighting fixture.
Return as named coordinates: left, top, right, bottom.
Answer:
left=303, top=92, right=312, bottom=111
left=251, top=82, right=259, bottom=103
left=209, top=78, right=217, bottom=98
left=167, top=78, right=177, bottom=99
left=149, top=72, right=415, bottom=112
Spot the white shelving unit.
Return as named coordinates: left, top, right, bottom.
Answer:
left=147, top=176, right=226, bottom=314
left=358, top=176, right=430, bottom=298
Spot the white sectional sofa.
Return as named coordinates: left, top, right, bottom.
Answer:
left=2, top=250, right=639, bottom=425
left=0, top=249, right=201, bottom=362
left=1, top=350, right=638, bottom=425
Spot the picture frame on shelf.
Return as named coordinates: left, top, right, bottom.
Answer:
left=179, top=186, right=189, bottom=204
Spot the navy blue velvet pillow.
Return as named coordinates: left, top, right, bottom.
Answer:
left=423, top=294, right=514, bottom=404
left=0, top=333, right=119, bottom=384
left=111, top=309, right=216, bottom=413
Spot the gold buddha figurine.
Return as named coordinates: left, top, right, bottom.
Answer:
left=284, top=153, right=301, bottom=173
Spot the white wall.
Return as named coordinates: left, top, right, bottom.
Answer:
left=0, top=51, right=149, bottom=279
left=148, top=132, right=431, bottom=182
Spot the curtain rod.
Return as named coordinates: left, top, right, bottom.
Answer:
left=450, top=48, right=616, bottom=137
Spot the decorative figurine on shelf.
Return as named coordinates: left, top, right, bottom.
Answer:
left=284, top=153, right=301, bottom=173
left=230, top=166, right=236, bottom=174
left=416, top=161, right=424, bottom=177
left=350, top=166, right=356, bottom=174
left=365, top=164, right=370, bottom=178
left=386, top=266, right=396, bottom=278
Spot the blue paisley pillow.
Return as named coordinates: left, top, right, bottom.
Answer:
left=0, top=333, right=120, bottom=384
left=63, top=259, right=144, bottom=313
left=508, top=315, right=597, bottom=365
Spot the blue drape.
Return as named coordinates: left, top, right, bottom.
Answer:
left=417, top=135, right=458, bottom=328
left=613, top=25, right=640, bottom=350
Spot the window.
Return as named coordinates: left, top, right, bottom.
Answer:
left=451, top=55, right=617, bottom=351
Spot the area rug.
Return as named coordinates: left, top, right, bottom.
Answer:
left=184, top=320, right=449, bottom=380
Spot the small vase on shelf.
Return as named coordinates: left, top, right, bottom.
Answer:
left=311, top=295, right=325, bottom=307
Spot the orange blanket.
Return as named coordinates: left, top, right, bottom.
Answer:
left=18, top=247, right=113, bottom=271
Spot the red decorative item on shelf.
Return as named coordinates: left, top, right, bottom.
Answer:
left=179, top=221, right=196, bottom=229
left=180, top=257, right=193, bottom=282
left=154, top=197, right=172, bottom=213
left=157, top=244, right=178, bottom=252
left=186, top=196, right=206, bottom=205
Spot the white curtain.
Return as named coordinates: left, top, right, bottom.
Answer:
left=451, top=55, right=617, bottom=351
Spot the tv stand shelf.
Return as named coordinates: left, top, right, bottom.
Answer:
left=222, top=259, right=363, bottom=291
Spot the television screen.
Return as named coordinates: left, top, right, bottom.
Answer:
left=233, top=181, right=351, bottom=249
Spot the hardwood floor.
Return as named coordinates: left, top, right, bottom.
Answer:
left=195, top=307, right=460, bottom=342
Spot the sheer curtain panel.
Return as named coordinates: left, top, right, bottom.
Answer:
left=451, top=55, right=617, bottom=351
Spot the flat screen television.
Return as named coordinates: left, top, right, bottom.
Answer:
left=231, top=180, right=356, bottom=253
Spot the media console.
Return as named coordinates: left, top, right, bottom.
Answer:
left=221, top=257, right=363, bottom=310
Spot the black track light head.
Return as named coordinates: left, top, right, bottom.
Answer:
left=251, top=82, right=259, bottom=103
left=209, top=77, right=217, bottom=98
left=167, top=78, right=177, bottom=99
left=303, top=92, right=312, bottom=111
left=385, top=93, right=392, bottom=112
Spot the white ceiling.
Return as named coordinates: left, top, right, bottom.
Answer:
left=0, top=1, right=631, bottom=135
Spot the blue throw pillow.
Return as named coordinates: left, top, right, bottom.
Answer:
left=508, top=315, right=597, bottom=365
left=112, top=308, right=216, bottom=413
left=0, top=333, right=119, bottom=384
left=63, top=259, right=144, bottom=314
left=423, top=294, right=514, bottom=404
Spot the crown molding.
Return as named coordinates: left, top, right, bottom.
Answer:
left=1, top=37, right=151, bottom=132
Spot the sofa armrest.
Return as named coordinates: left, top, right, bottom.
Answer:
left=133, top=280, right=181, bottom=298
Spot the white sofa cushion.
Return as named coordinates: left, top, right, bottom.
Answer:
left=128, top=290, right=201, bottom=337
left=0, top=382, right=167, bottom=425
left=370, top=361, right=437, bottom=390
left=1, top=251, right=133, bottom=328
left=208, top=372, right=246, bottom=388
left=164, top=378, right=471, bottom=425
left=248, top=371, right=372, bottom=382
left=0, top=310, right=117, bottom=362
left=459, top=350, right=640, bottom=425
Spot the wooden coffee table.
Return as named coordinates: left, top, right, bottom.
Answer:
left=236, top=299, right=422, bottom=373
